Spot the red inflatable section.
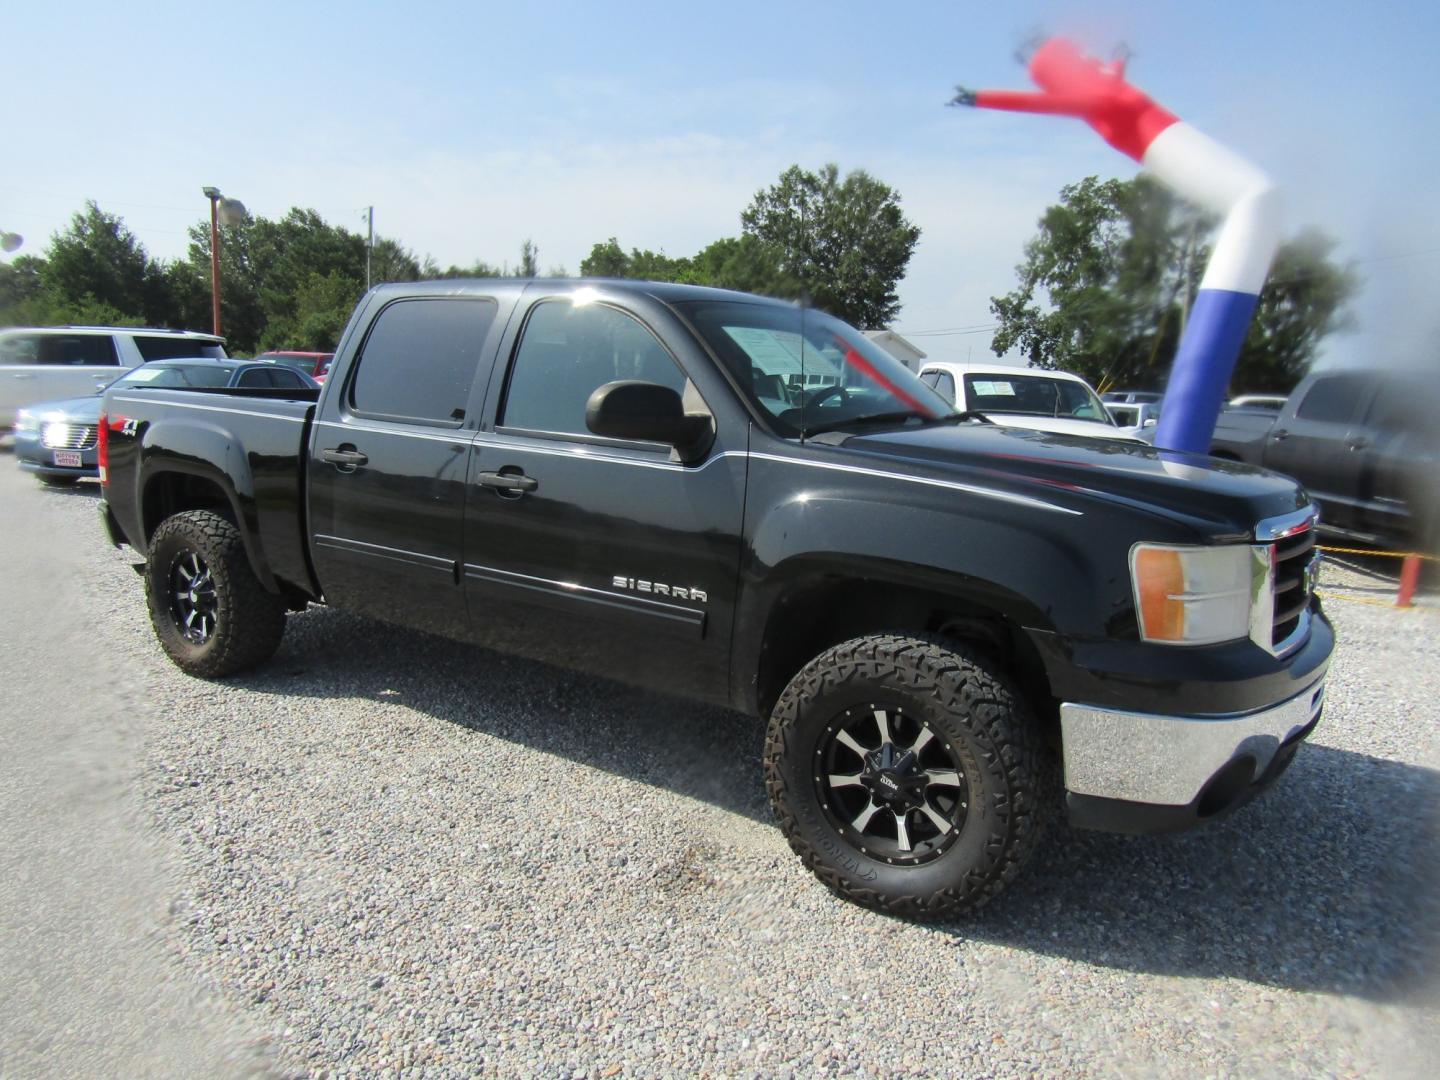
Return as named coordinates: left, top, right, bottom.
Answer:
left=972, top=39, right=1178, bottom=162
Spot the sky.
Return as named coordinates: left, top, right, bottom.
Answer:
left=4, top=0, right=1439, bottom=369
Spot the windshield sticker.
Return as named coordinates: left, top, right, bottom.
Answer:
left=972, top=380, right=1016, bottom=396
left=721, top=327, right=841, bottom=378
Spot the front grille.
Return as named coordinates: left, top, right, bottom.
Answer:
left=1271, top=523, right=1317, bottom=646
left=41, top=423, right=98, bottom=450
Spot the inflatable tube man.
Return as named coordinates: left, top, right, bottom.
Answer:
left=954, top=38, right=1280, bottom=454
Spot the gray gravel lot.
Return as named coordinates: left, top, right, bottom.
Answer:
left=2, top=465, right=1438, bottom=1078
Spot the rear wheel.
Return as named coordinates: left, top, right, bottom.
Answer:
left=764, top=633, right=1054, bottom=917
left=144, top=510, right=286, bottom=677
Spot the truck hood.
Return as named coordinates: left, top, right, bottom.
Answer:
left=987, top=414, right=1145, bottom=442
left=837, top=423, right=1311, bottom=539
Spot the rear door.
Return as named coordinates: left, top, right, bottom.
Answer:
left=1263, top=374, right=1373, bottom=530
left=0, top=332, right=121, bottom=423
left=307, top=295, right=505, bottom=636
left=461, top=287, right=748, bottom=704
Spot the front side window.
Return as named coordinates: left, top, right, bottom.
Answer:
left=679, top=300, right=952, bottom=437
left=236, top=367, right=274, bottom=389
left=349, top=298, right=497, bottom=424
left=933, top=371, right=957, bottom=405
left=1296, top=376, right=1364, bottom=424
left=501, top=299, right=691, bottom=437
left=961, top=373, right=1110, bottom=423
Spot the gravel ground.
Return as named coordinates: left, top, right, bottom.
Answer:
left=2, top=466, right=1438, bottom=1078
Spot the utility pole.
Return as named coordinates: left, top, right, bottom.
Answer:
left=203, top=187, right=223, bottom=336
left=366, top=206, right=374, bottom=291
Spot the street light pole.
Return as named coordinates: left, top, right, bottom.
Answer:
left=202, top=186, right=223, bottom=336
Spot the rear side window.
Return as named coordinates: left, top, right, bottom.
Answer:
left=0, top=333, right=118, bottom=366
left=349, top=298, right=497, bottom=424
left=501, top=300, right=689, bottom=437
left=1295, top=376, right=1365, bottom=423
left=134, top=336, right=226, bottom=361
left=236, top=367, right=273, bottom=389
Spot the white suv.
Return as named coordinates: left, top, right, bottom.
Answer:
left=0, top=326, right=227, bottom=428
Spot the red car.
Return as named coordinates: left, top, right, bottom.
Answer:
left=256, top=351, right=334, bottom=383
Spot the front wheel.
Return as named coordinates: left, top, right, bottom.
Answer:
left=144, top=510, right=286, bottom=678
left=764, top=634, right=1054, bottom=917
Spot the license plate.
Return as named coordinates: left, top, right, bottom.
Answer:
left=52, top=451, right=82, bottom=467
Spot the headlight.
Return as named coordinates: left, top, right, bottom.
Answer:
left=1130, top=543, right=1265, bottom=646
left=14, top=409, right=37, bottom=434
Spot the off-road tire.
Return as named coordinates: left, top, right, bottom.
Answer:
left=764, top=633, right=1055, bottom=917
left=145, top=510, right=286, bottom=678
left=37, top=474, right=80, bottom=487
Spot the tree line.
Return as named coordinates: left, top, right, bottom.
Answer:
left=0, top=163, right=921, bottom=356
left=0, top=165, right=1355, bottom=392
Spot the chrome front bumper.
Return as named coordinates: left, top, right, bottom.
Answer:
left=1060, top=675, right=1327, bottom=807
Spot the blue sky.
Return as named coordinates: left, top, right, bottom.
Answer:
left=4, top=1, right=1438, bottom=367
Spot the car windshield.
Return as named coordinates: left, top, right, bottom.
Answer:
left=113, top=363, right=234, bottom=389
left=677, top=300, right=954, bottom=437
left=263, top=354, right=324, bottom=377
left=962, top=373, right=1111, bottom=423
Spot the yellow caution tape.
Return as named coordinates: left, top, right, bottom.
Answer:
left=1317, top=545, right=1436, bottom=562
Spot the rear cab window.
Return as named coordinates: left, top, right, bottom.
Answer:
left=347, top=298, right=498, bottom=425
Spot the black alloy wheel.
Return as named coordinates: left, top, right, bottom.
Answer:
left=168, top=551, right=219, bottom=644
left=816, top=704, right=969, bottom=866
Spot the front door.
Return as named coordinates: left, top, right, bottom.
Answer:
left=462, top=291, right=747, bottom=704
left=308, top=296, right=501, bottom=636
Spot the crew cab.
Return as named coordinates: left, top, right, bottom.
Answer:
left=1209, top=370, right=1439, bottom=551
left=97, top=279, right=1333, bottom=915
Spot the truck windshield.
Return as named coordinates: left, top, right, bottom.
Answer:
left=963, top=373, right=1111, bottom=423
left=677, top=300, right=954, bottom=437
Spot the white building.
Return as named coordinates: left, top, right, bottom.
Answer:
left=862, top=329, right=928, bottom=372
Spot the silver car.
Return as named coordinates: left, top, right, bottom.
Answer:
left=0, top=325, right=226, bottom=430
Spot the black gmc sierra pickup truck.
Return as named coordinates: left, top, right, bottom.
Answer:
left=97, top=279, right=1332, bottom=915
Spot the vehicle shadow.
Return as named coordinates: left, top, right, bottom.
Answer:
left=240, top=604, right=1439, bottom=1002
left=31, top=479, right=102, bottom=499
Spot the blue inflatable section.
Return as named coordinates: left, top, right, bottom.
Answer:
left=1154, top=288, right=1260, bottom=455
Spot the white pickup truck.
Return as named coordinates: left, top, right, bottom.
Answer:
left=917, top=362, right=1142, bottom=441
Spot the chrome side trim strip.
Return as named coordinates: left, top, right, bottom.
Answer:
left=1060, top=676, right=1326, bottom=806
left=315, top=418, right=472, bottom=444
left=463, top=562, right=705, bottom=628
left=312, top=534, right=454, bottom=574
left=109, top=396, right=309, bottom=423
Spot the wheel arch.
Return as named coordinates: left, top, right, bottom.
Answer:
left=141, top=466, right=279, bottom=594
left=747, top=556, right=1058, bottom=742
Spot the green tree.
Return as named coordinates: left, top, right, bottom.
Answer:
left=44, top=201, right=174, bottom=325
left=368, top=237, right=422, bottom=285
left=990, top=176, right=1359, bottom=394
left=515, top=239, right=539, bottom=278
left=185, top=212, right=265, bottom=350
left=740, top=163, right=920, bottom=327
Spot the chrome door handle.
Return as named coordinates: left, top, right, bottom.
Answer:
left=477, top=469, right=538, bottom=493
left=321, top=447, right=368, bottom=468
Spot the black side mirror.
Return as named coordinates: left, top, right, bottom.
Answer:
left=586, top=380, right=713, bottom=461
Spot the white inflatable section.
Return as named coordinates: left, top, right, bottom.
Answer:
left=1142, top=122, right=1281, bottom=296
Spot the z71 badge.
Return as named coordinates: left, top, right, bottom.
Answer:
left=612, top=576, right=707, bottom=603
